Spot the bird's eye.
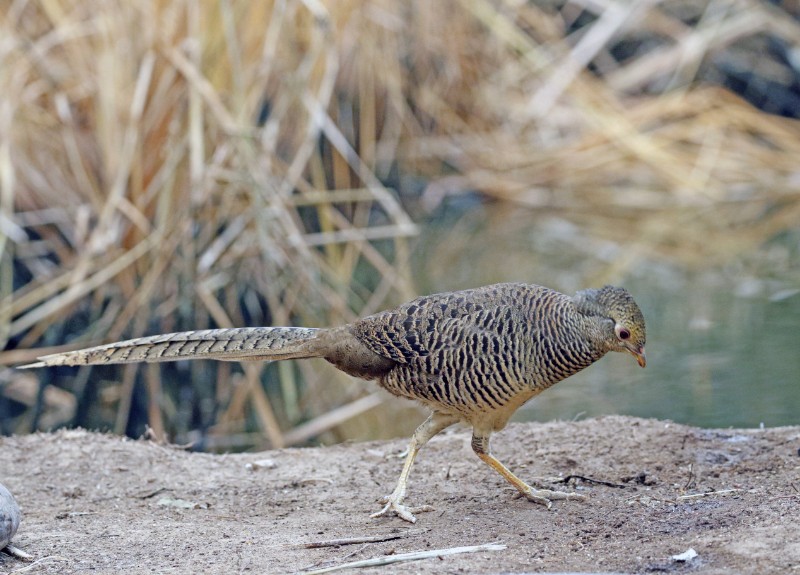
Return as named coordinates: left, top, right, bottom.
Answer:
left=615, top=325, right=631, bottom=340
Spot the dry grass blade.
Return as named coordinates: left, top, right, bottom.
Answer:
left=299, top=528, right=429, bottom=548
left=2, top=0, right=798, bottom=447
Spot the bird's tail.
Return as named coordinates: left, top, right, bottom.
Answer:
left=19, top=327, right=324, bottom=368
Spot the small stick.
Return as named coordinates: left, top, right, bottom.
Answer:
left=299, top=542, right=506, bottom=574
left=136, top=487, right=169, bottom=499
left=301, top=528, right=428, bottom=548
left=768, top=482, right=799, bottom=501
left=5, top=554, right=68, bottom=572
left=54, top=511, right=97, bottom=519
left=678, top=488, right=740, bottom=500
left=682, top=463, right=695, bottom=491
left=556, top=474, right=626, bottom=488
left=296, top=478, right=334, bottom=486
left=299, top=544, right=370, bottom=573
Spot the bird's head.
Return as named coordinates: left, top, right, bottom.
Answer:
left=573, top=285, right=647, bottom=368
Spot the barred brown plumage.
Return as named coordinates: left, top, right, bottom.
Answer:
left=20, top=282, right=647, bottom=523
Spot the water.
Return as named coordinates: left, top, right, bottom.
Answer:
left=413, top=201, right=800, bottom=429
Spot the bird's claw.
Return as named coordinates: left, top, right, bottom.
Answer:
left=371, top=495, right=434, bottom=523
left=514, top=488, right=587, bottom=508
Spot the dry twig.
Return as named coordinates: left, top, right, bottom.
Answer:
left=299, top=542, right=506, bottom=574
left=300, top=528, right=429, bottom=549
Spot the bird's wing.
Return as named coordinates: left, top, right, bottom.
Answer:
left=351, top=298, right=534, bottom=366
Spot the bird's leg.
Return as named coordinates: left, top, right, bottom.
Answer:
left=471, top=432, right=587, bottom=508
left=371, top=411, right=458, bottom=523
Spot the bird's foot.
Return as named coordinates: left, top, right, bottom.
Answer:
left=371, top=495, right=434, bottom=523
left=514, top=487, right=587, bottom=508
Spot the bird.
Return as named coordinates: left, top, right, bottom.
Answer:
left=21, top=282, right=646, bottom=523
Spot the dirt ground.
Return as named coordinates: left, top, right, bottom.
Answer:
left=1, top=415, right=798, bottom=575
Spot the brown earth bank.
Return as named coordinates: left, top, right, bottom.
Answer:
left=1, top=416, right=799, bottom=575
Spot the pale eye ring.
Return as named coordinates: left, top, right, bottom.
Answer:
left=615, top=325, right=631, bottom=340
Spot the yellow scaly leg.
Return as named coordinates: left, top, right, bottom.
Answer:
left=471, top=432, right=586, bottom=507
left=371, top=411, right=458, bottom=523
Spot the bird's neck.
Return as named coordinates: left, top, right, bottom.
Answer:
left=522, top=298, right=610, bottom=389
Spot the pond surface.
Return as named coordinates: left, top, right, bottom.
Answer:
left=412, top=201, right=800, bottom=429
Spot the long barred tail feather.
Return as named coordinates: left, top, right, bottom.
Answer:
left=19, top=327, right=322, bottom=368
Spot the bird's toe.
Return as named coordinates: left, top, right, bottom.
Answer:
left=370, top=497, right=434, bottom=523
left=516, top=487, right=587, bottom=507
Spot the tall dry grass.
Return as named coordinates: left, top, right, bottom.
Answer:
left=1, top=0, right=798, bottom=447
left=0, top=1, right=423, bottom=447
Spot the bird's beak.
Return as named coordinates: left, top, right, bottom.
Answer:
left=629, top=345, right=646, bottom=368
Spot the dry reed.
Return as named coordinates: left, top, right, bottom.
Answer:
left=0, top=0, right=798, bottom=448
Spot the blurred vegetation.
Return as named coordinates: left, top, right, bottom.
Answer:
left=0, top=0, right=798, bottom=449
